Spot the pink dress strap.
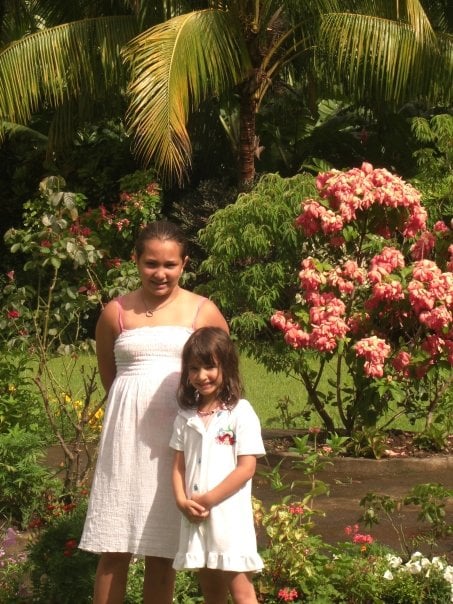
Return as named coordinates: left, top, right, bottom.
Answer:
left=192, top=297, right=208, bottom=329
left=116, top=297, right=125, bottom=333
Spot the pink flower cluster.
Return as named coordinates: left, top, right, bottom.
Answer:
left=272, top=164, right=453, bottom=381
left=353, top=336, right=391, bottom=378
left=295, top=162, right=426, bottom=241
left=278, top=587, right=298, bottom=602
left=367, top=247, right=405, bottom=284
left=271, top=257, right=352, bottom=353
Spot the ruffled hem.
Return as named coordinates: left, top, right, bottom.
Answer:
left=172, top=551, right=264, bottom=572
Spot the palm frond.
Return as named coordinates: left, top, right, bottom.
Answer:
left=319, top=11, right=448, bottom=107
left=123, top=9, right=251, bottom=185
left=0, top=16, right=138, bottom=127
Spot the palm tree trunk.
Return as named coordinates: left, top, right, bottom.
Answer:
left=238, top=86, right=257, bottom=190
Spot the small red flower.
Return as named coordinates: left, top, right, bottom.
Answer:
left=105, top=257, right=122, bottom=269
left=308, top=426, right=321, bottom=435
left=7, top=309, right=20, bottom=319
left=288, top=505, right=304, bottom=515
left=65, top=539, right=78, bottom=549
left=353, top=533, right=374, bottom=544
left=28, top=517, right=43, bottom=529
left=278, top=587, right=298, bottom=602
left=40, top=240, right=52, bottom=248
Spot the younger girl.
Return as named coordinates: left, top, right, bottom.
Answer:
left=170, top=327, right=265, bottom=604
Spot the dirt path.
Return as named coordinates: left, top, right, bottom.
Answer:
left=42, top=438, right=453, bottom=562
left=254, top=451, right=453, bottom=562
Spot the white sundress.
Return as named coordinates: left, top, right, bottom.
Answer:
left=170, top=399, right=266, bottom=572
left=79, top=325, right=193, bottom=557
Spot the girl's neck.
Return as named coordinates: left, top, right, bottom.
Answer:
left=197, top=397, right=222, bottom=416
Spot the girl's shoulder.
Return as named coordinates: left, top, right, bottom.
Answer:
left=231, top=399, right=259, bottom=418
left=177, top=288, right=206, bottom=307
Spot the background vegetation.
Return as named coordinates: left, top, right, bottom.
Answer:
left=0, top=2, right=452, bottom=601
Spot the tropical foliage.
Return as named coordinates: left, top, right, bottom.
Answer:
left=0, top=1, right=451, bottom=188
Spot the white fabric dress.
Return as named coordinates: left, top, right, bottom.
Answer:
left=79, top=324, right=193, bottom=557
left=170, top=399, right=265, bottom=572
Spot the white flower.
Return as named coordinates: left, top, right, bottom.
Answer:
left=444, top=566, right=453, bottom=584
left=420, top=557, right=431, bottom=569
left=386, top=554, right=402, bottom=568
left=383, top=570, right=394, bottom=581
left=431, top=557, right=445, bottom=570
left=406, top=560, right=422, bottom=574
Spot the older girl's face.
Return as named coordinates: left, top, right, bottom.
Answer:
left=136, top=238, right=188, bottom=298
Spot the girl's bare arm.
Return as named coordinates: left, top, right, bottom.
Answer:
left=192, top=455, right=256, bottom=510
left=172, top=451, right=209, bottom=522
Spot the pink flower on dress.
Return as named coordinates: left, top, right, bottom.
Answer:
left=215, top=427, right=235, bottom=446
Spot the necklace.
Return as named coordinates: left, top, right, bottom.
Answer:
left=197, top=403, right=226, bottom=416
left=141, top=287, right=178, bottom=318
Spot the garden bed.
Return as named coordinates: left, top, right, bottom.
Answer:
left=262, top=428, right=453, bottom=459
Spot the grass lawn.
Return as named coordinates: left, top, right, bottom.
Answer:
left=240, top=355, right=310, bottom=427
left=39, top=353, right=426, bottom=432
left=40, top=353, right=307, bottom=428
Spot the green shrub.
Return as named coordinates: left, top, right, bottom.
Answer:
left=28, top=498, right=97, bottom=603
left=0, top=355, right=46, bottom=436
left=0, top=427, right=60, bottom=525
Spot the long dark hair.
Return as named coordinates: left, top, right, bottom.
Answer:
left=178, top=327, right=243, bottom=410
left=134, top=220, right=189, bottom=260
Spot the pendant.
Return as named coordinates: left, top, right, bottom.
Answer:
left=145, top=310, right=154, bottom=318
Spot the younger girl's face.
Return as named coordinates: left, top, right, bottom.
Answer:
left=187, top=356, right=223, bottom=402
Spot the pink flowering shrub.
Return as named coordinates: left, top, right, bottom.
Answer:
left=271, top=163, right=453, bottom=434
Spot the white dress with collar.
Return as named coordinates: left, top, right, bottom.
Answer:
left=170, top=398, right=265, bottom=572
